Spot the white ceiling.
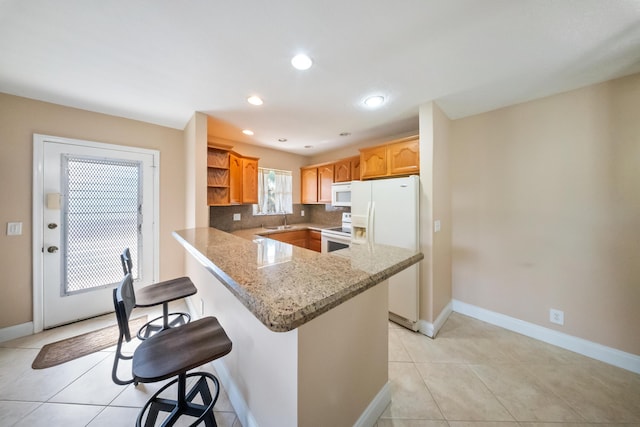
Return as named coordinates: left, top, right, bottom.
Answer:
left=1, top=0, right=639, bottom=155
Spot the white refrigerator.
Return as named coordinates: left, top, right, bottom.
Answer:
left=350, top=175, right=420, bottom=331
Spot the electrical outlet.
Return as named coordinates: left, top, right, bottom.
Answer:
left=301, top=210, right=305, bottom=217
left=550, top=308, right=564, bottom=325
left=233, top=213, right=241, bottom=221
left=200, top=298, right=205, bottom=316
left=434, top=220, right=441, bottom=232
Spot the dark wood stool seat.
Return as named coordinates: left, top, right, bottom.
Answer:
left=112, top=273, right=232, bottom=426
left=133, top=317, right=232, bottom=382
left=120, top=248, right=197, bottom=339
left=134, top=276, right=197, bottom=340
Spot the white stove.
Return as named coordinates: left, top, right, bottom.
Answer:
left=321, top=213, right=352, bottom=254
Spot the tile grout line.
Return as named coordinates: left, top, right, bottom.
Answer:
left=519, top=361, right=591, bottom=423
left=466, top=361, right=520, bottom=424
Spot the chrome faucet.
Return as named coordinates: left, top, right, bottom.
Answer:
left=282, top=212, right=288, bottom=226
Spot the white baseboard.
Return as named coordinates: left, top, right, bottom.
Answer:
left=185, top=297, right=260, bottom=427
left=452, top=299, right=640, bottom=375
left=184, top=295, right=200, bottom=320
left=213, top=358, right=390, bottom=427
left=353, top=382, right=391, bottom=427
left=417, top=301, right=453, bottom=338
left=0, top=322, right=33, bottom=343
left=211, top=358, right=259, bottom=427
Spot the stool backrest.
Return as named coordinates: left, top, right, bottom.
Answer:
left=120, top=248, right=133, bottom=276
left=113, top=273, right=136, bottom=342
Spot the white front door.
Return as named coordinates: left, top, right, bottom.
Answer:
left=34, top=134, right=158, bottom=329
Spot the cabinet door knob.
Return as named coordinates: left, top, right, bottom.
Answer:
left=47, top=246, right=59, bottom=253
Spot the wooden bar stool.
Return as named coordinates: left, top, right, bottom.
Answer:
left=113, top=273, right=233, bottom=426
left=121, top=248, right=197, bottom=339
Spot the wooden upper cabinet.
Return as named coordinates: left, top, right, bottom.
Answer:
left=300, top=155, right=359, bottom=204
left=389, top=137, right=419, bottom=176
left=334, top=159, right=351, bottom=182
left=242, top=157, right=259, bottom=204
left=207, top=142, right=259, bottom=206
left=318, top=164, right=334, bottom=203
left=301, top=167, right=318, bottom=203
left=229, top=153, right=243, bottom=204
left=206, top=146, right=230, bottom=206
left=350, top=155, right=361, bottom=180
left=359, top=135, right=419, bottom=180
left=301, top=164, right=334, bottom=204
left=360, top=145, right=388, bottom=179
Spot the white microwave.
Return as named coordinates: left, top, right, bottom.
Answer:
left=331, top=182, right=351, bottom=207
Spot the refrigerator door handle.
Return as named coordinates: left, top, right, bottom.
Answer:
left=368, top=201, right=375, bottom=245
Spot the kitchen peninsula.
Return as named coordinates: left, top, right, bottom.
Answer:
left=174, top=227, right=423, bottom=427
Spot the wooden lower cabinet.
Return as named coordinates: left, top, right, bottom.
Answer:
left=267, top=229, right=322, bottom=252
left=268, top=230, right=308, bottom=249
left=308, top=230, right=321, bottom=252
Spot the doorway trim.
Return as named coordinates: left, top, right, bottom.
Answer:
left=32, top=134, right=160, bottom=333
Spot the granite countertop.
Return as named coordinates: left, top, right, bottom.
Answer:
left=173, top=227, right=423, bottom=332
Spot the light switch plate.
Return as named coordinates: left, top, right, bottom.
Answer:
left=7, top=222, right=22, bottom=236
left=233, top=213, right=241, bottom=221
left=434, top=220, right=441, bottom=232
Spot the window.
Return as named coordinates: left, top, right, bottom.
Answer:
left=253, top=168, right=293, bottom=215
left=63, top=155, right=142, bottom=294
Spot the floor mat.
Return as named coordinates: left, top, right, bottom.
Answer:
left=32, top=316, right=148, bottom=369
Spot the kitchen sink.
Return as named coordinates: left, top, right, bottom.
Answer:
left=263, top=225, right=294, bottom=230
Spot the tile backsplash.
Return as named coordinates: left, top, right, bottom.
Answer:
left=209, top=204, right=348, bottom=232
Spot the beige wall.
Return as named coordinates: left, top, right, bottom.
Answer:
left=299, top=281, right=388, bottom=426
left=418, top=102, right=453, bottom=326
left=184, top=112, right=209, bottom=228
left=0, top=93, right=186, bottom=329
left=450, top=73, right=640, bottom=355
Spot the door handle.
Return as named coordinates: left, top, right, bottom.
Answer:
left=47, top=246, right=59, bottom=253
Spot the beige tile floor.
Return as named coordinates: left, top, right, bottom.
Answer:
left=0, top=303, right=239, bottom=427
left=1, top=308, right=639, bottom=426
left=379, top=313, right=640, bottom=427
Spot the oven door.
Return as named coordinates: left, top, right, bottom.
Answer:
left=321, top=232, right=351, bottom=254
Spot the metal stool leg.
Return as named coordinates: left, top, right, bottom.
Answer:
left=136, top=372, right=220, bottom=427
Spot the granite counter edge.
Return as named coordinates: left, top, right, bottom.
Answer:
left=173, top=229, right=423, bottom=332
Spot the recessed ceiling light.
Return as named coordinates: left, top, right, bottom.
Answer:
left=291, top=54, right=313, bottom=70
left=242, top=129, right=254, bottom=136
left=278, top=138, right=288, bottom=142
left=247, top=96, right=263, bottom=106
left=364, top=95, right=385, bottom=108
